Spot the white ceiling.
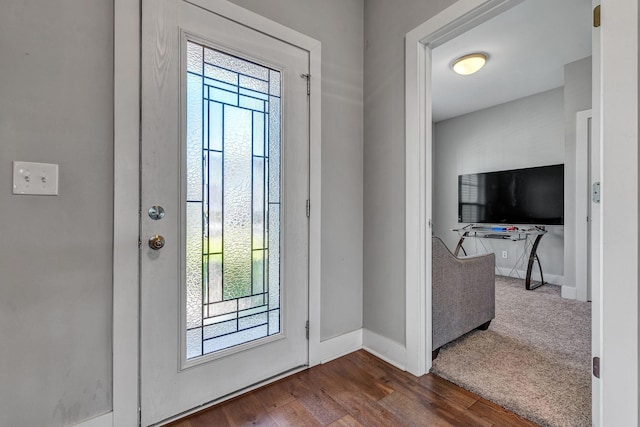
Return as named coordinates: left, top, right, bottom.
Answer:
left=432, top=0, right=592, bottom=122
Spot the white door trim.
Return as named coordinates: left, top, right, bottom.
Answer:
left=113, top=0, right=141, bottom=425
left=597, top=1, right=638, bottom=424
left=113, top=0, right=321, bottom=424
left=575, top=109, right=592, bottom=302
left=404, top=0, right=523, bottom=378
left=405, top=0, right=638, bottom=425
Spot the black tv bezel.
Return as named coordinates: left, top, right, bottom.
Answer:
left=457, top=164, right=564, bottom=226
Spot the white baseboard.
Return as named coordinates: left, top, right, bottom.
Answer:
left=362, top=329, right=406, bottom=371
left=318, top=329, right=363, bottom=364
left=561, top=285, right=577, bottom=300
left=496, top=269, right=564, bottom=286
left=72, top=412, right=113, bottom=427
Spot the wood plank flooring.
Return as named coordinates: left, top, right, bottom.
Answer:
left=168, top=350, right=538, bottom=427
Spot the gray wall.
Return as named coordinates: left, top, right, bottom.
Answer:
left=363, top=0, right=455, bottom=346
left=0, top=1, right=364, bottom=425
left=0, top=1, right=113, bottom=426
left=433, top=88, right=565, bottom=282
left=563, top=56, right=592, bottom=291
left=206, top=0, right=366, bottom=340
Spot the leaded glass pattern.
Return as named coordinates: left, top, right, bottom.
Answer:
left=186, top=41, right=281, bottom=359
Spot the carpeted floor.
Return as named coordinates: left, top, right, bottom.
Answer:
left=431, top=276, right=591, bottom=427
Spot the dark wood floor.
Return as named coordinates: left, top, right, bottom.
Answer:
left=168, top=350, right=538, bottom=426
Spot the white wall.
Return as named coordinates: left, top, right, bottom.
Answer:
left=433, top=88, right=565, bottom=283
left=363, top=0, right=456, bottom=347
left=229, top=0, right=364, bottom=341
left=0, top=1, right=113, bottom=426
left=563, top=56, right=592, bottom=293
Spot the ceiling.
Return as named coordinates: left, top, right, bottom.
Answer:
left=431, top=0, right=592, bottom=122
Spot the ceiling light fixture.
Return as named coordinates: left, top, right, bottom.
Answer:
left=451, top=53, right=487, bottom=75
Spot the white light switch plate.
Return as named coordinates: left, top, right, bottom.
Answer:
left=13, top=161, right=59, bottom=195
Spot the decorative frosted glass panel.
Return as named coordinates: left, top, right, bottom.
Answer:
left=210, top=87, right=238, bottom=106
left=223, top=106, right=253, bottom=300
left=240, top=75, right=269, bottom=94
left=186, top=202, right=202, bottom=330
left=205, top=63, right=237, bottom=85
left=253, top=113, right=265, bottom=156
left=269, top=70, right=281, bottom=96
left=209, top=299, right=237, bottom=316
left=187, top=328, right=203, bottom=360
left=269, top=309, right=280, bottom=335
left=252, top=250, right=264, bottom=294
left=186, top=73, right=203, bottom=202
left=205, top=312, right=236, bottom=325
left=209, top=103, right=223, bottom=151
left=187, top=43, right=203, bottom=74
left=203, top=320, right=236, bottom=340
left=203, top=325, right=269, bottom=354
left=240, top=87, right=269, bottom=101
left=239, top=304, right=268, bottom=318
left=208, top=152, right=223, bottom=253
left=269, top=205, right=280, bottom=310
left=185, top=40, right=281, bottom=359
left=269, top=97, right=281, bottom=203
left=207, top=254, right=222, bottom=305
left=239, top=312, right=268, bottom=330
left=206, top=77, right=236, bottom=93
left=239, top=95, right=264, bottom=112
left=239, top=294, right=265, bottom=310
left=253, top=158, right=265, bottom=247
left=204, top=48, right=269, bottom=81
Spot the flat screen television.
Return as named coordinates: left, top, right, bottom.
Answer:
left=458, top=164, right=564, bottom=225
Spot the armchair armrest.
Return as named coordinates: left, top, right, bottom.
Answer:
left=432, top=237, right=495, bottom=350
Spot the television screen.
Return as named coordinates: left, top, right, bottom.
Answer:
left=458, top=164, right=564, bottom=225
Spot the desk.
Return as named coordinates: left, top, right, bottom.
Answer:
left=451, top=225, right=547, bottom=290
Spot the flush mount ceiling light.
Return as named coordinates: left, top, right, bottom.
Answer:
left=451, top=53, right=487, bottom=75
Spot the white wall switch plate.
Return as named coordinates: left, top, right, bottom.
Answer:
left=13, top=161, right=59, bottom=195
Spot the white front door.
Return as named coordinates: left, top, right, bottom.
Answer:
left=140, top=0, right=310, bottom=424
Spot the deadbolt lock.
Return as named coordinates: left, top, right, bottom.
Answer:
left=148, top=205, right=165, bottom=220
left=148, top=235, right=166, bottom=250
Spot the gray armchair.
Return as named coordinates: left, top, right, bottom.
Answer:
left=432, top=236, right=495, bottom=359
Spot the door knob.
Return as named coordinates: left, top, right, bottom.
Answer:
left=148, top=235, right=166, bottom=250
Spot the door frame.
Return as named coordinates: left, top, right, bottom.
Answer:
left=113, top=0, right=322, bottom=424
left=575, top=109, right=593, bottom=303
left=405, top=0, right=638, bottom=425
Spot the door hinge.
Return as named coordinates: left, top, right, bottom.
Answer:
left=306, top=199, right=310, bottom=218
left=138, top=237, right=142, bottom=249
left=300, top=73, right=310, bottom=95
left=593, top=356, right=600, bottom=378
left=305, top=320, right=309, bottom=339
left=593, top=5, right=601, bottom=28
left=592, top=182, right=601, bottom=203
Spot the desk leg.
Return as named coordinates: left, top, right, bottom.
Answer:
left=454, top=237, right=466, bottom=257
left=526, top=234, right=545, bottom=290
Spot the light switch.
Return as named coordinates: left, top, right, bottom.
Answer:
left=13, top=161, right=59, bottom=195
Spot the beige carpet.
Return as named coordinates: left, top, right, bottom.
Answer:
left=431, top=276, right=591, bottom=427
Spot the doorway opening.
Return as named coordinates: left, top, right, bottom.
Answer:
left=406, top=0, right=595, bottom=425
